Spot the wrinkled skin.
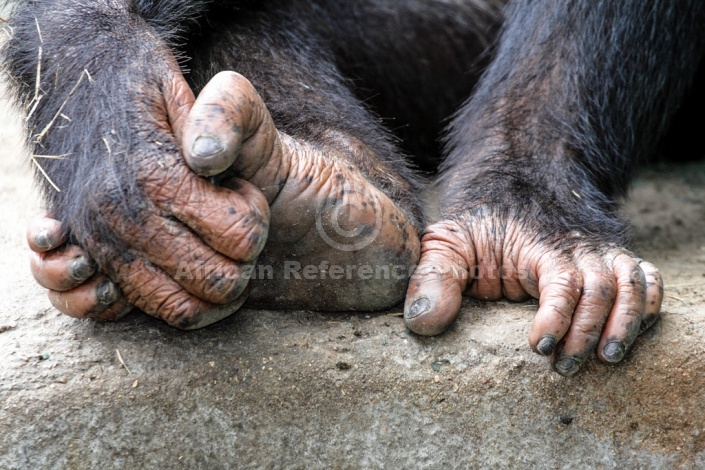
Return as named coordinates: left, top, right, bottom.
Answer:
left=29, top=70, right=663, bottom=375
left=16, top=0, right=699, bottom=378
left=404, top=217, right=663, bottom=373
left=29, top=71, right=421, bottom=329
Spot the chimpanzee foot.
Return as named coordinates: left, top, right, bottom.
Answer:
left=29, top=72, right=421, bottom=325
left=177, top=71, right=421, bottom=310
left=404, top=215, right=663, bottom=376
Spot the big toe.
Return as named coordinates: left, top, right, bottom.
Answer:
left=404, top=221, right=474, bottom=336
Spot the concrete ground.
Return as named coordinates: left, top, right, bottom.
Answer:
left=1, top=68, right=705, bottom=470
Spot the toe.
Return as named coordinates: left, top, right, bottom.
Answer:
left=403, top=221, right=474, bottom=336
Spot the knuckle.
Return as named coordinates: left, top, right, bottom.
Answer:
left=614, top=258, right=647, bottom=291
left=542, top=302, right=574, bottom=321
left=581, top=273, right=617, bottom=303
left=422, top=220, right=467, bottom=245
left=572, top=318, right=603, bottom=341
left=640, top=262, right=664, bottom=288
left=419, top=220, right=472, bottom=265
left=550, top=270, right=583, bottom=295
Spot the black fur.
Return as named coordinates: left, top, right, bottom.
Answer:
left=440, top=0, right=705, bottom=244
left=2, top=0, right=704, bottom=265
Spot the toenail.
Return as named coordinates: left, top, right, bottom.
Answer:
left=405, top=298, right=431, bottom=319
left=602, top=341, right=625, bottom=363
left=69, top=256, right=94, bottom=282
left=192, top=135, right=224, bottom=158
left=554, top=357, right=580, bottom=377
left=95, top=280, right=119, bottom=306
left=34, top=229, right=54, bottom=250
left=537, top=336, right=557, bottom=356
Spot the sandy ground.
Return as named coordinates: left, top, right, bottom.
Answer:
left=1, top=78, right=705, bottom=467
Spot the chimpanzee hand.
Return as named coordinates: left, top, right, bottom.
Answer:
left=27, top=213, right=131, bottom=321
left=6, top=1, right=280, bottom=329
left=404, top=213, right=663, bottom=376
left=27, top=71, right=421, bottom=323
left=24, top=65, right=272, bottom=328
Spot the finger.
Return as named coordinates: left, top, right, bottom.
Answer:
left=104, top=210, right=253, bottom=305
left=114, top=255, right=248, bottom=330
left=182, top=71, right=280, bottom=178
left=162, top=67, right=196, bottom=142
left=551, top=257, right=616, bottom=377
left=30, top=245, right=95, bottom=291
left=403, top=221, right=474, bottom=336
left=526, top=255, right=583, bottom=366
left=26, top=214, right=67, bottom=253
left=47, top=275, right=124, bottom=319
left=596, top=254, right=647, bottom=364
left=639, top=261, right=663, bottom=333
left=154, top=170, right=270, bottom=263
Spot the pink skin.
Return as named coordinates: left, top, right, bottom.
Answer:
left=29, top=70, right=420, bottom=329
left=403, top=217, right=663, bottom=375
left=26, top=72, right=663, bottom=376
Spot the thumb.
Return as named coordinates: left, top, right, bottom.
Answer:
left=180, top=71, right=279, bottom=179
left=404, top=220, right=475, bottom=336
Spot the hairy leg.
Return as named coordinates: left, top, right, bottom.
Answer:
left=404, top=0, right=704, bottom=375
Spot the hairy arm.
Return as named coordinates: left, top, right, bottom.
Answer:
left=5, top=0, right=269, bottom=328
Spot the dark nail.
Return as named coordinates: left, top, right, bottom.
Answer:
left=554, top=357, right=581, bottom=377
left=537, top=336, right=557, bottom=356
left=192, top=136, right=224, bottom=158
left=34, top=229, right=54, bottom=250
left=405, top=298, right=431, bottom=319
left=69, top=256, right=95, bottom=282
left=602, top=341, right=625, bottom=363
left=95, top=280, right=119, bottom=306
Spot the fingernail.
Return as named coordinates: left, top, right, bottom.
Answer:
left=405, top=298, right=431, bottom=319
left=95, top=280, right=119, bottom=306
left=34, top=229, right=54, bottom=250
left=602, top=341, right=625, bottom=363
left=554, top=357, right=581, bottom=377
left=69, top=256, right=94, bottom=282
left=192, top=135, right=224, bottom=158
left=537, top=336, right=556, bottom=356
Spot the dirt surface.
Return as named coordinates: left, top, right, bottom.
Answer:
left=1, top=76, right=705, bottom=468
